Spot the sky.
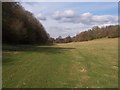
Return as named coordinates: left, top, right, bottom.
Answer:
left=20, top=2, right=118, bottom=38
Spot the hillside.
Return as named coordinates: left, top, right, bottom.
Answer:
left=73, top=25, right=119, bottom=42
left=55, top=25, right=119, bottom=43
left=3, top=38, right=118, bottom=88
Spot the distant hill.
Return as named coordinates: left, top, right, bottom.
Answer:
left=2, top=2, right=49, bottom=44
left=55, top=25, right=119, bottom=43
left=73, top=25, right=119, bottom=42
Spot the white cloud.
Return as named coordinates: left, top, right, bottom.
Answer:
left=52, top=11, right=118, bottom=25
left=81, top=12, right=92, bottom=18
left=62, top=10, right=76, bottom=18
left=92, top=15, right=117, bottom=23
left=53, top=10, right=77, bottom=20
left=36, top=13, right=47, bottom=21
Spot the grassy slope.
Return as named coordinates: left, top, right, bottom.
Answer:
left=2, top=38, right=118, bottom=88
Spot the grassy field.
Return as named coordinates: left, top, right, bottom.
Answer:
left=2, top=38, right=118, bottom=88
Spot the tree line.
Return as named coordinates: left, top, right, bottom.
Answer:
left=2, top=2, right=50, bottom=44
left=55, top=25, right=119, bottom=43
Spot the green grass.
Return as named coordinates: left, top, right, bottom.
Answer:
left=2, top=38, right=118, bottom=88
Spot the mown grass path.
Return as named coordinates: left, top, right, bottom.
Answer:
left=3, top=38, right=118, bottom=88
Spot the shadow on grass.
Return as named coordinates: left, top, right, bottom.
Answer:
left=3, top=44, right=75, bottom=53
left=2, top=44, right=75, bottom=64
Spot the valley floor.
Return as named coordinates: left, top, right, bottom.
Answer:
left=2, top=38, right=118, bottom=88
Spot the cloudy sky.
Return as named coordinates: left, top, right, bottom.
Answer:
left=20, top=2, right=118, bottom=38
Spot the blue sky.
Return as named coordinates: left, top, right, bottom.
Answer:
left=21, top=2, right=118, bottom=38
